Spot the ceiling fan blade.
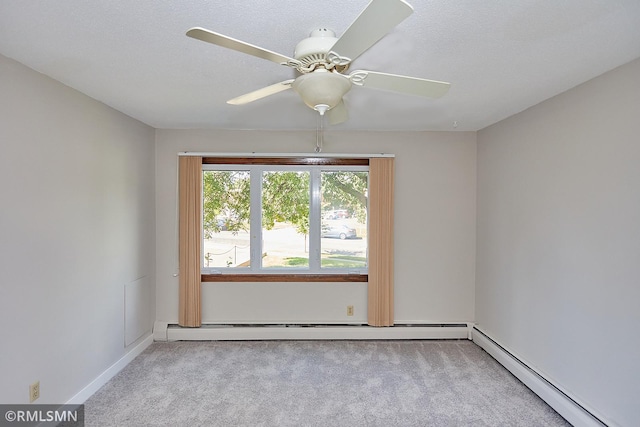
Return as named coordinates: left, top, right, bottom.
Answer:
left=328, top=0, right=413, bottom=66
left=227, top=80, right=295, bottom=105
left=186, top=27, right=296, bottom=67
left=328, top=100, right=349, bottom=125
left=349, top=70, right=450, bottom=98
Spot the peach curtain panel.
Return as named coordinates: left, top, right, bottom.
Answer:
left=178, top=156, right=202, bottom=327
left=368, top=157, right=395, bottom=326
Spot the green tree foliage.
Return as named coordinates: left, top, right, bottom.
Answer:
left=262, top=171, right=310, bottom=234
left=202, top=169, right=367, bottom=238
left=321, top=171, right=368, bottom=223
left=202, top=171, right=250, bottom=238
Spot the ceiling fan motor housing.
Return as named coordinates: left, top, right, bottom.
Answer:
left=294, top=29, right=345, bottom=71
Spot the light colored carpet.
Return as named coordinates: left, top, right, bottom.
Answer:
left=84, top=340, right=570, bottom=426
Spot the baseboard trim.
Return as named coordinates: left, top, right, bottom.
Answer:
left=66, top=334, right=153, bottom=404
left=472, top=327, right=608, bottom=427
left=163, top=323, right=471, bottom=341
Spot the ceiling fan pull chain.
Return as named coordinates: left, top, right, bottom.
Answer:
left=315, top=111, right=324, bottom=153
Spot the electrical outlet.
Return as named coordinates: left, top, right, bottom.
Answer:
left=29, top=381, right=40, bottom=403
left=347, top=305, right=354, bottom=316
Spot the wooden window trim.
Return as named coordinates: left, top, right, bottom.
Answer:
left=203, top=157, right=369, bottom=166
left=202, top=274, right=368, bottom=283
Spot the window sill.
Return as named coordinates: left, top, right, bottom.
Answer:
left=201, top=274, right=368, bottom=283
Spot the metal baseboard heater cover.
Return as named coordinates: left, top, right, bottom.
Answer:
left=159, top=322, right=472, bottom=342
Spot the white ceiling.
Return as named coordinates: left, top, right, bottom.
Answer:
left=1, top=0, right=639, bottom=131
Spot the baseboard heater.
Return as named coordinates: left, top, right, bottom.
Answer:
left=472, top=326, right=609, bottom=427
left=155, top=322, right=471, bottom=342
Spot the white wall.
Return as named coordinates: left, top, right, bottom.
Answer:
left=0, top=54, right=156, bottom=403
left=476, top=58, right=640, bottom=426
left=155, top=129, right=476, bottom=325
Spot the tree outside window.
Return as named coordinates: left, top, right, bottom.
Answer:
left=202, top=164, right=368, bottom=273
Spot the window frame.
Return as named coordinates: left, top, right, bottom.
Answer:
left=201, top=157, right=369, bottom=282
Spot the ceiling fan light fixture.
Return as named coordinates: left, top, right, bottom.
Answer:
left=292, top=70, right=352, bottom=111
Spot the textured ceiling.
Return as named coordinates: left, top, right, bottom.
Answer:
left=1, top=0, right=639, bottom=131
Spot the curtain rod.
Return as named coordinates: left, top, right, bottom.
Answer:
left=178, top=152, right=395, bottom=158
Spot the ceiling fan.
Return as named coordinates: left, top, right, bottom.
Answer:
left=186, top=0, right=450, bottom=125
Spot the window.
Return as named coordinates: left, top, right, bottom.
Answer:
left=201, top=158, right=368, bottom=279
left=178, top=155, right=394, bottom=326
